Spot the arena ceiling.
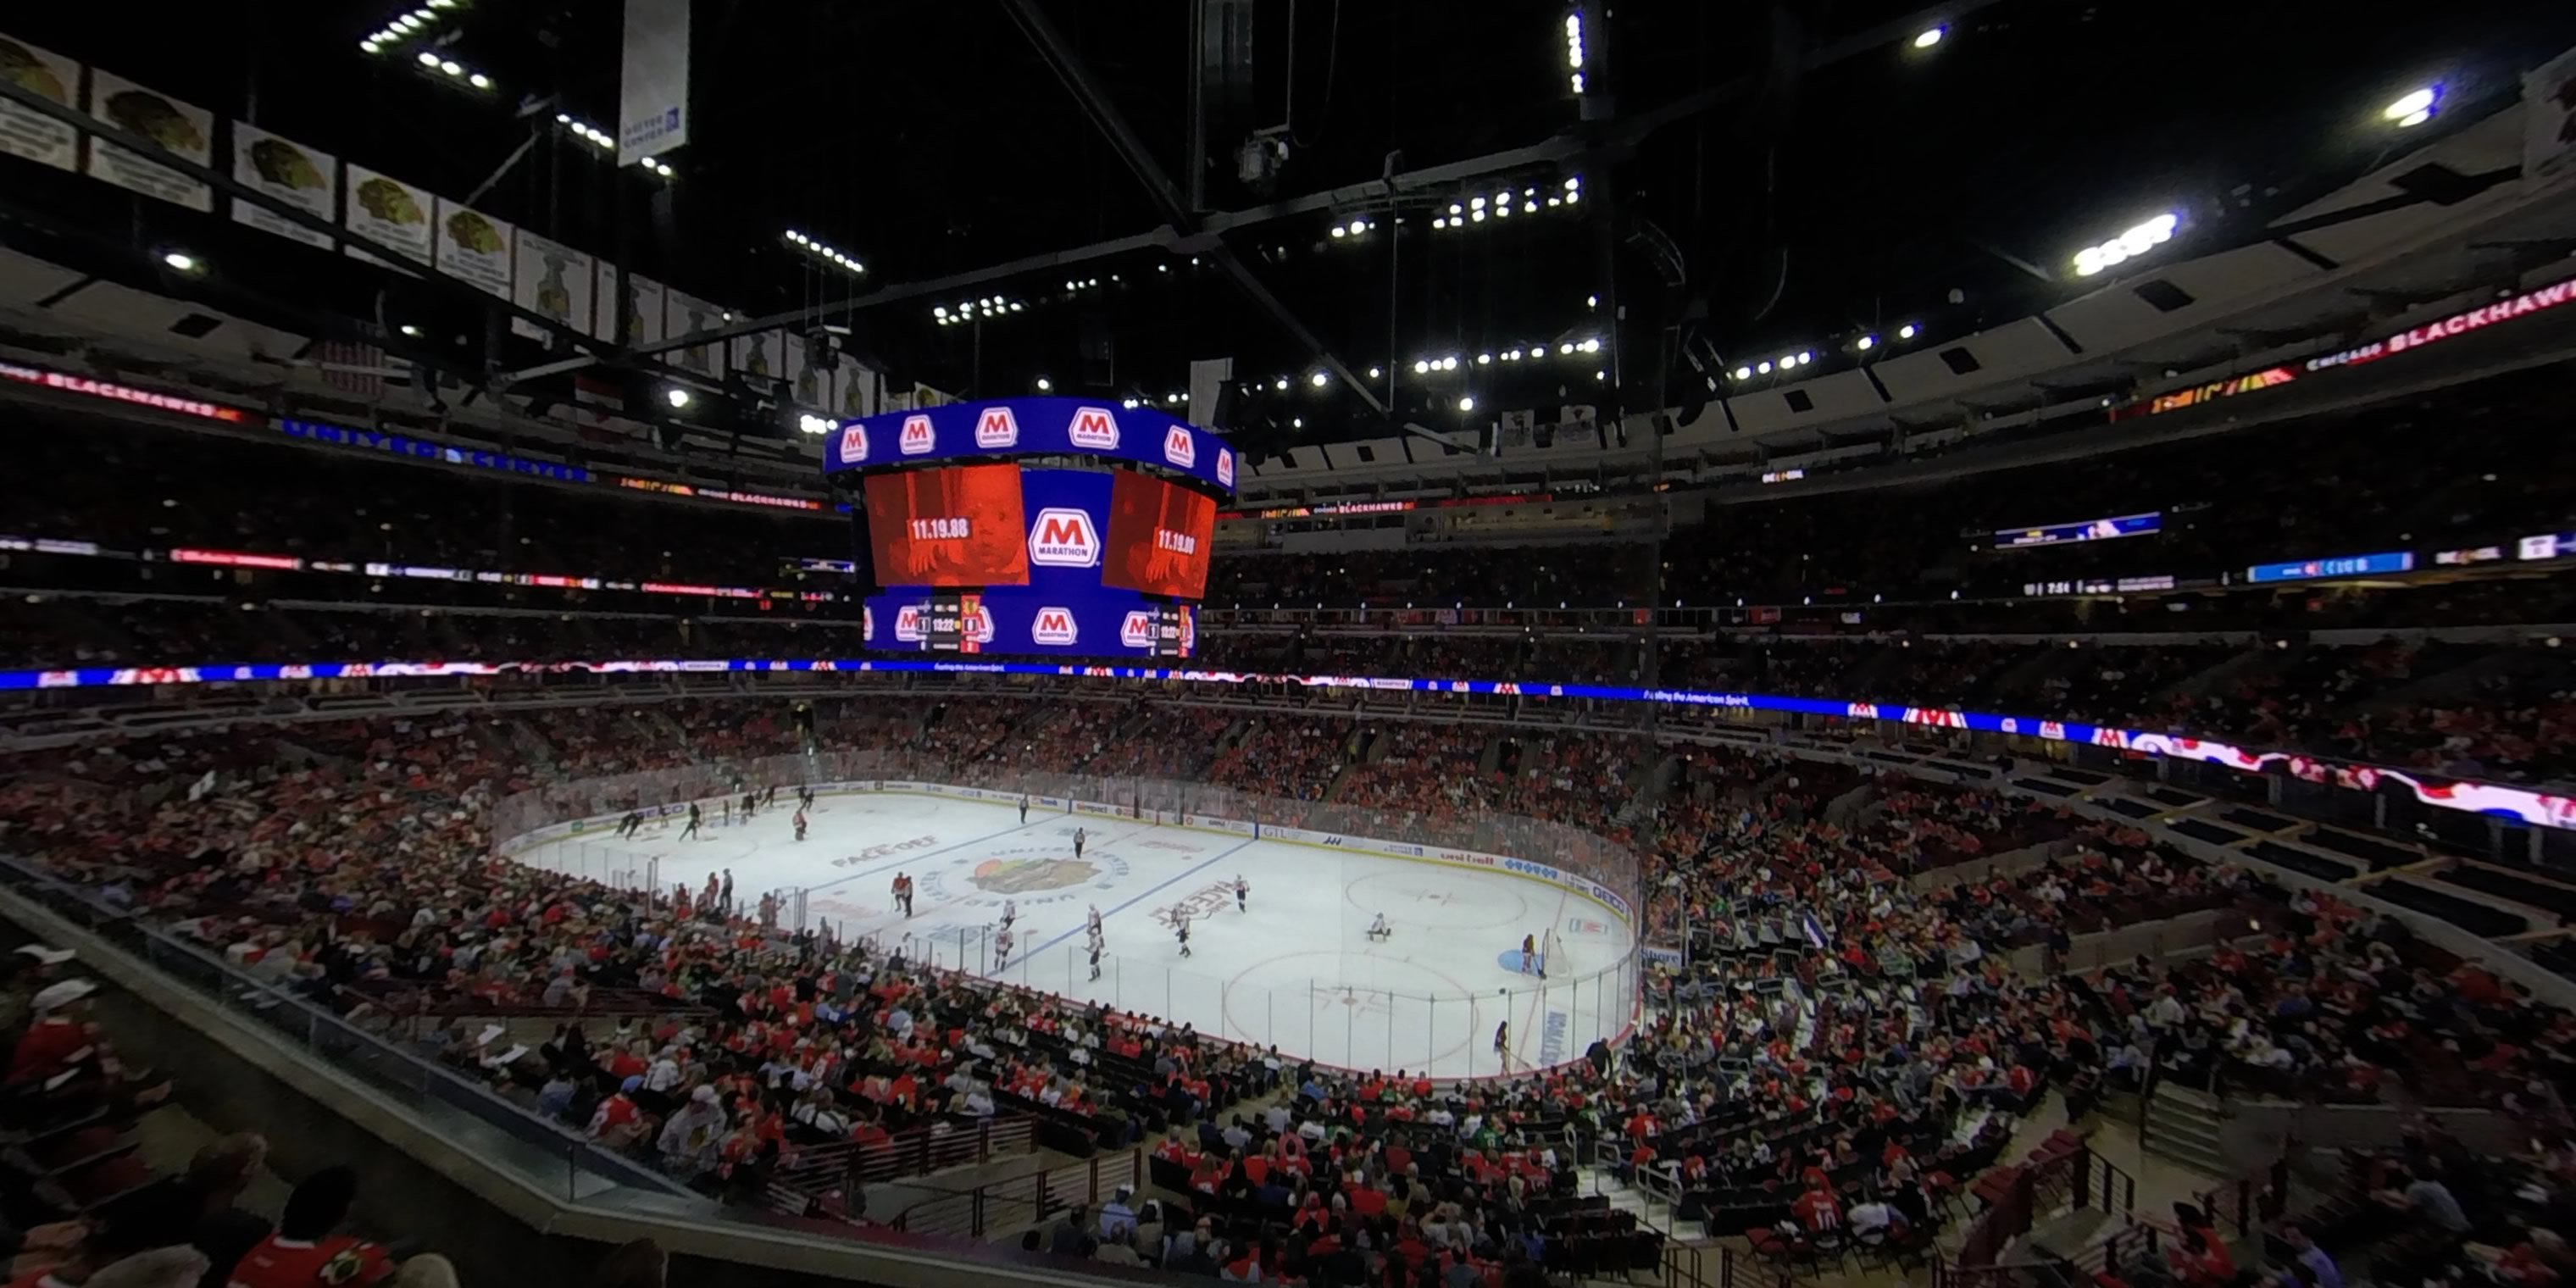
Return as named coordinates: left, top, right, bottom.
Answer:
left=3, top=0, right=2571, bottom=453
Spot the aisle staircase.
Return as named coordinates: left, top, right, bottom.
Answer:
left=2143, top=1085, right=2230, bottom=1175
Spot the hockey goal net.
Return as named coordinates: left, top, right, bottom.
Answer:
left=1516, top=930, right=1564, bottom=977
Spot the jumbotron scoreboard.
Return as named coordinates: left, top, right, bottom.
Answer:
left=823, top=398, right=1233, bottom=660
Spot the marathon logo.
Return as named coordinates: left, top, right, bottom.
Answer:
left=975, top=406, right=1020, bottom=449
left=1163, top=425, right=1196, bottom=469
left=1216, top=447, right=1235, bottom=487
left=899, top=414, right=936, bottom=456
left=1031, top=606, right=1079, bottom=646
left=894, top=604, right=924, bottom=641
left=863, top=604, right=874, bottom=641
left=839, top=424, right=869, bottom=464
left=1068, top=406, right=1121, bottom=450
left=1028, top=508, right=1101, bottom=567
left=1120, top=610, right=1157, bottom=650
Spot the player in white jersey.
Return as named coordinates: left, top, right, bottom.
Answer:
left=1000, top=899, right=1018, bottom=930
left=1367, top=912, right=1391, bottom=941
left=994, top=925, right=1015, bottom=972
left=1235, top=875, right=1249, bottom=913
left=1174, top=908, right=1191, bottom=957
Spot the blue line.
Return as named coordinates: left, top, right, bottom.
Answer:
left=1023, top=835, right=1258, bottom=960
left=803, top=809, right=1056, bottom=894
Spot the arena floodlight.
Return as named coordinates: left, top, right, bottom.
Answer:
left=1856, top=335, right=1875, bottom=351
left=1913, top=25, right=1944, bottom=49
left=1368, top=367, right=1383, bottom=379
left=1757, top=360, right=1773, bottom=374
left=1035, top=377, right=1052, bottom=391
left=1898, top=323, right=1918, bottom=339
left=160, top=250, right=200, bottom=273
left=1457, top=395, right=1476, bottom=413
left=1733, top=366, right=1752, bottom=380
left=664, top=387, right=691, bottom=408
left=2384, top=86, right=2439, bottom=128
left=2073, top=212, right=2180, bottom=277
left=1310, top=370, right=1330, bottom=387
left=1413, top=359, right=1431, bottom=375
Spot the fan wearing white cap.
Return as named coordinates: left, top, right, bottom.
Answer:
left=13, top=977, right=101, bottom=1086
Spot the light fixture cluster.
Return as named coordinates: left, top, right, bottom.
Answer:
left=1564, top=11, right=1587, bottom=95
left=556, top=114, right=615, bottom=152
left=1726, top=325, right=1918, bottom=381
left=932, top=296, right=1024, bottom=325
left=1326, top=217, right=1376, bottom=241
left=358, top=2, right=460, bottom=56
left=797, top=414, right=839, bottom=436
left=1432, top=176, right=1581, bottom=230
left=411, top=48, right=491, bottom=90
left=784, top=230, right=864, bottom=275
left=636, top=157, right=675, bottom=179
left=2073, top=212, right=2179, bottom=277
left=2384, top=86, right=2440, bottom=129
left=1116, top=393, right=1191, bottom=410
left=1411, top=335, right=1599, bottom=374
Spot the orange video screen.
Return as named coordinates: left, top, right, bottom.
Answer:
left=862, top=464, right=1030, bottom=586
left=1102, top=470, right=1217, bottom=599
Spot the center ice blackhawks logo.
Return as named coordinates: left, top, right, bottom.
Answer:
left=968, top=857, right=1099, bottom=894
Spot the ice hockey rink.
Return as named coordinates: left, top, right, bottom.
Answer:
left=516, top=788, right=1638, bottom=1080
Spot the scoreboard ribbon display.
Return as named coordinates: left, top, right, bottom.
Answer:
left=825, top=397, right=1237, bottom=495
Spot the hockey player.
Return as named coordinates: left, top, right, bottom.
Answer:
left=1494, top=1019, right=1511, bottom=1063
left=1235, top=875, right=1249, bottom=913
left=1521, top=933, right=1539, bottom=975
left=1019, top=794, right=1030, bottom=824
left=741, top=791, right=758, bottom=819
left=993, top=925, right=1015, bottom=972
left=1174, top=909, right=1191, bottom=958
left=1087, top=904, right=1103, bottom=938
left=723, top=797, right=734, bottom=828
left=999, top=899, right=1018, bottom=930
left=797, top=786, right=814, bottom=811
left=1072, top=826, right=1086, bottom=860
left=1367, top=912, right=1391, bottom=941
left=616, top=809, right=645, bottom=840
left=680, top=802, right=703, bottom=841
left=793, top=808, right=808, bottom=842
left=1088, top=940, right=1102, bottom=981
left=891, top=873, right=914, bottom=918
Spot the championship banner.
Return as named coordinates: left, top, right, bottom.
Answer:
left=84, top=70, right=213, bottom=211
left=433, top=197, right=514, bottom=300
left=0, top=34, right=81, bottom=170
left=230, top=123, right=336, bottom=249
left=2528, top=44, right=2576, bottom=184
left=834, top=353, right=877, bottom=421
left=729, top=330, right=782, bottom=389
left=511, top=230, right=595, bottom=342
left=663, top=288, right=724, bottom=376
left=785, top=333, right=824, bottom=408
left=617, top=0, right=690, bottom=163
left=345, top=165, right=434, bottom=268
left=596, top=267, right=666, bottom=347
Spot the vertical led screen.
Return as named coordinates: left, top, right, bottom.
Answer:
left=1101, top=470, right=1217, bottom=599
left=861, top=464, right=1030, bottom=587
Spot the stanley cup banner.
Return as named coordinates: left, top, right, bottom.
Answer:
left=511, top=229, right=594, bottom=343
left=0, top=33, right=82, bottom=170
left=2530, top=44, right=2576, bottom=183
left=618, top=0, right=690, bottom=163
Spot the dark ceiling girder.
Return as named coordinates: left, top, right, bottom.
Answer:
left=997, top=0, right=1392, bottom=423
left=509, top=0, right=2003, bottom=385
left=0, top=78, right=618, bottom=370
